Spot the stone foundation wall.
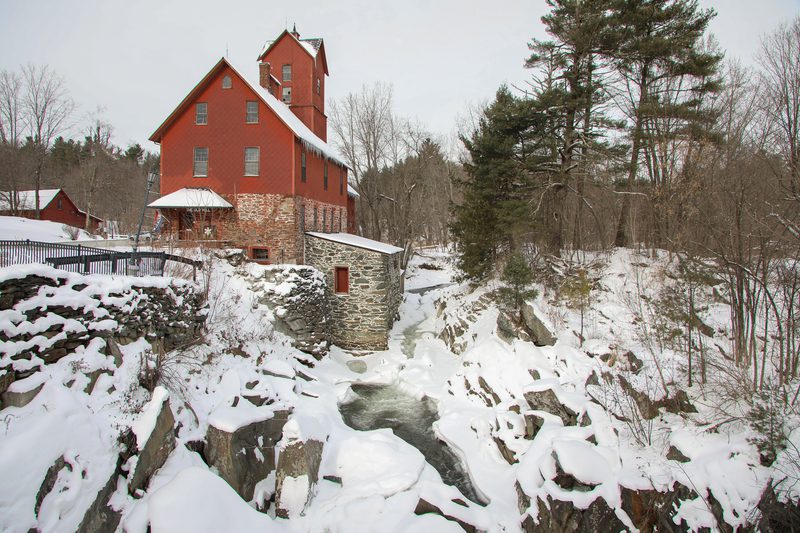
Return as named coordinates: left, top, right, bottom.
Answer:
left=304, top=235, right=402, bottom=350
left=157, top=194, right=346, bottom=265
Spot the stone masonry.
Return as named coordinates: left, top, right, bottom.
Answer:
left=161, top=193, right=346, bottom=266
left=304, top=234, right=402, bottom=350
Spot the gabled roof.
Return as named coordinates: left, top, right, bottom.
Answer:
left=0, top=189, right=61, bottom=210
left=258, top=30, right=328, bottom=75
left=306, top=232, right=403, bottom=255
left=148, top=187, right=233, bottom=209
left=148, top=57, right=346, bottom=167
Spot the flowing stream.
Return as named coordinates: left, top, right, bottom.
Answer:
left=339, top=384, right=485, bottom=505
left=340, top=282, right=485, bottom=505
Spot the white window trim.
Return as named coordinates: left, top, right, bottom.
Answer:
left=193, top=147, right=208, bottom=177
left=246, top=101, right=258, bottom=124
left=244, top=147, right=260, bottom=176
left=196, top=102, right=208, bottom=125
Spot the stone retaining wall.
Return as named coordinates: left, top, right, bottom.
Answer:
left=0, top=268, right=205, bottom=391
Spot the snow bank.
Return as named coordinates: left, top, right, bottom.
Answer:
left=147, top=467, right=287, bottom=532
left=132, top=387, right=170, bottom=450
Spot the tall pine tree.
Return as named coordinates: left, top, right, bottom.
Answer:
left=452, top=87, right=545, bottom=279
left=610, top=0, right=721, bottom=246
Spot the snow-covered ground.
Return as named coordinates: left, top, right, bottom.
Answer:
left=0, top=246, right=795, bottom=531
left=0, top=216, right=100, bottom=242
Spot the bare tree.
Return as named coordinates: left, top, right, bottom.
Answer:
left=21, top=64, right=74, bottom=218
left=0, top=70, right=24, bottom=212
left=329, top=83, right=401, bottom=240
left=759, top=16, right=800, bottom=199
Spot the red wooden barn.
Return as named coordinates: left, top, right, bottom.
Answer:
left=0, top=189, right=103, bottom=232
left=148, top=26, right=358, bottom=264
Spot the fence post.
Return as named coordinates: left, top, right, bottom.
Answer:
left=83, top=255, right=90, bottom=274
left=111, top=253, right=117, bottom=274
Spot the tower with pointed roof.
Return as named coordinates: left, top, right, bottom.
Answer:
left=257, top=25, right=329, bottom=141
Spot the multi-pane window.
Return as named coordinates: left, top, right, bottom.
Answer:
left=193, top=147, right=208, bottom=177
left=244, top=147, right=260, bottom=176
left=246, top=101, right=258, bottom=123
left=323, top=208, right=327, bottom=231
left=301, top=151, right=307, bottom=182
left=282, top=64, right=292, bottom=82
left=323, top=161, right=328, bottom=190
left=300, top=204, right=306, bottom=232
left=222, top=75, right=232, bottom=89
left=196, top=102, right=207, bottom=125
left=282, top=87, right=292, bottom=104
left=316, top=78, right=321, bottom=95
left=339, top=169, right=344, bottom=195
left=340, top=208, right=345, bottom=232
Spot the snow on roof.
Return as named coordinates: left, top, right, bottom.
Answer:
left=0, top=189, right=60, bottom=211
left=347, top=184, right=360, bottom=198
left=148, top=188, right=233, bottom=209
left=226, top=61, right=348, bottom=168
left=260, top=33, right=321, bottom=59
left=306, top=232, right=403, bottom=255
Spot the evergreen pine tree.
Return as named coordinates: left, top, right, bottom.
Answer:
left=451, top=87, right=543, bottom=280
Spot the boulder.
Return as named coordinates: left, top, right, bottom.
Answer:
left=346, top=359, right=367, bottom=374
left=128, top=389, right=176, bottom=494
left=527, top=495, right=627, bottom=533
left=2, top=381, right=43, bottom=409
left=275, top=437, right=324, bottom=518
left=205, top=409, right=290, bottom=501
left=521, top=304, right=556, bottom=346
left=523, top=388, right=577, bottom=426
left=35, top=455, right=69, bottom=517
left=76, top=471, right=122, bottom=533
left=414, top=498, right=477, bottom=533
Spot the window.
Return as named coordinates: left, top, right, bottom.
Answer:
left=335, top=267, right=349, bottom=294
left=313, top=207, right=318, bottom=230
left=331, top=208, right=335, bottom=231
left=340, top=208, right=345, bottom=232
left=222, top=75, right=232, bottom=89
left=323, top=161, right=328, bottom=190
left=322, top=208, right=327, bottom=231
left=316, top=78, right=320, bottom=95
left=193, top=147, right=208, bottom=177
left=246, top=101, right=258, bottom=123
left=195, top=102, right=207, bottom=125
left=57, top=198, right=63, bottom=210
left=300, top=204, right=306, bottom=232
left=301, top=151, right=306, bottom=182
left=250, top=247, right=269, bottom=263
left=244, top=147, right=260, bottom=176
left=282, top=64, right=292, bottom=82
left=282, top=87, right=292, bottom=104
left=339, top=169, right=344, bottom=195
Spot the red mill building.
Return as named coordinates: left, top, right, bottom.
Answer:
left=149, top=27, right=402, bottom=349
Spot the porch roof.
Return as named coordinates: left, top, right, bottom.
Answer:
left=148, top=188, right=233, bottom=209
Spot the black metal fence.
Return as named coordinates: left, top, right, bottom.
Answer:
left=0, top=240, right=201, bottom=278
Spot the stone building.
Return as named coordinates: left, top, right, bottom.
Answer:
left=305, top=232, right=403, bottom=350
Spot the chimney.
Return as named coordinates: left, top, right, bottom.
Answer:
left=259, top=61, right=271, bottom=90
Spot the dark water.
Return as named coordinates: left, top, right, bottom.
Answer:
left=339, top=383, right=486, bottom=505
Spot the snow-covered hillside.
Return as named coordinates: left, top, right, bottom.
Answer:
left=0, top=247, right=796, bottom=531
left=0, top=216, right=100, bottom=242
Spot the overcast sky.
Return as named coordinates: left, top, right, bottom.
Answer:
left=0, top=0, right=797, bottom=153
